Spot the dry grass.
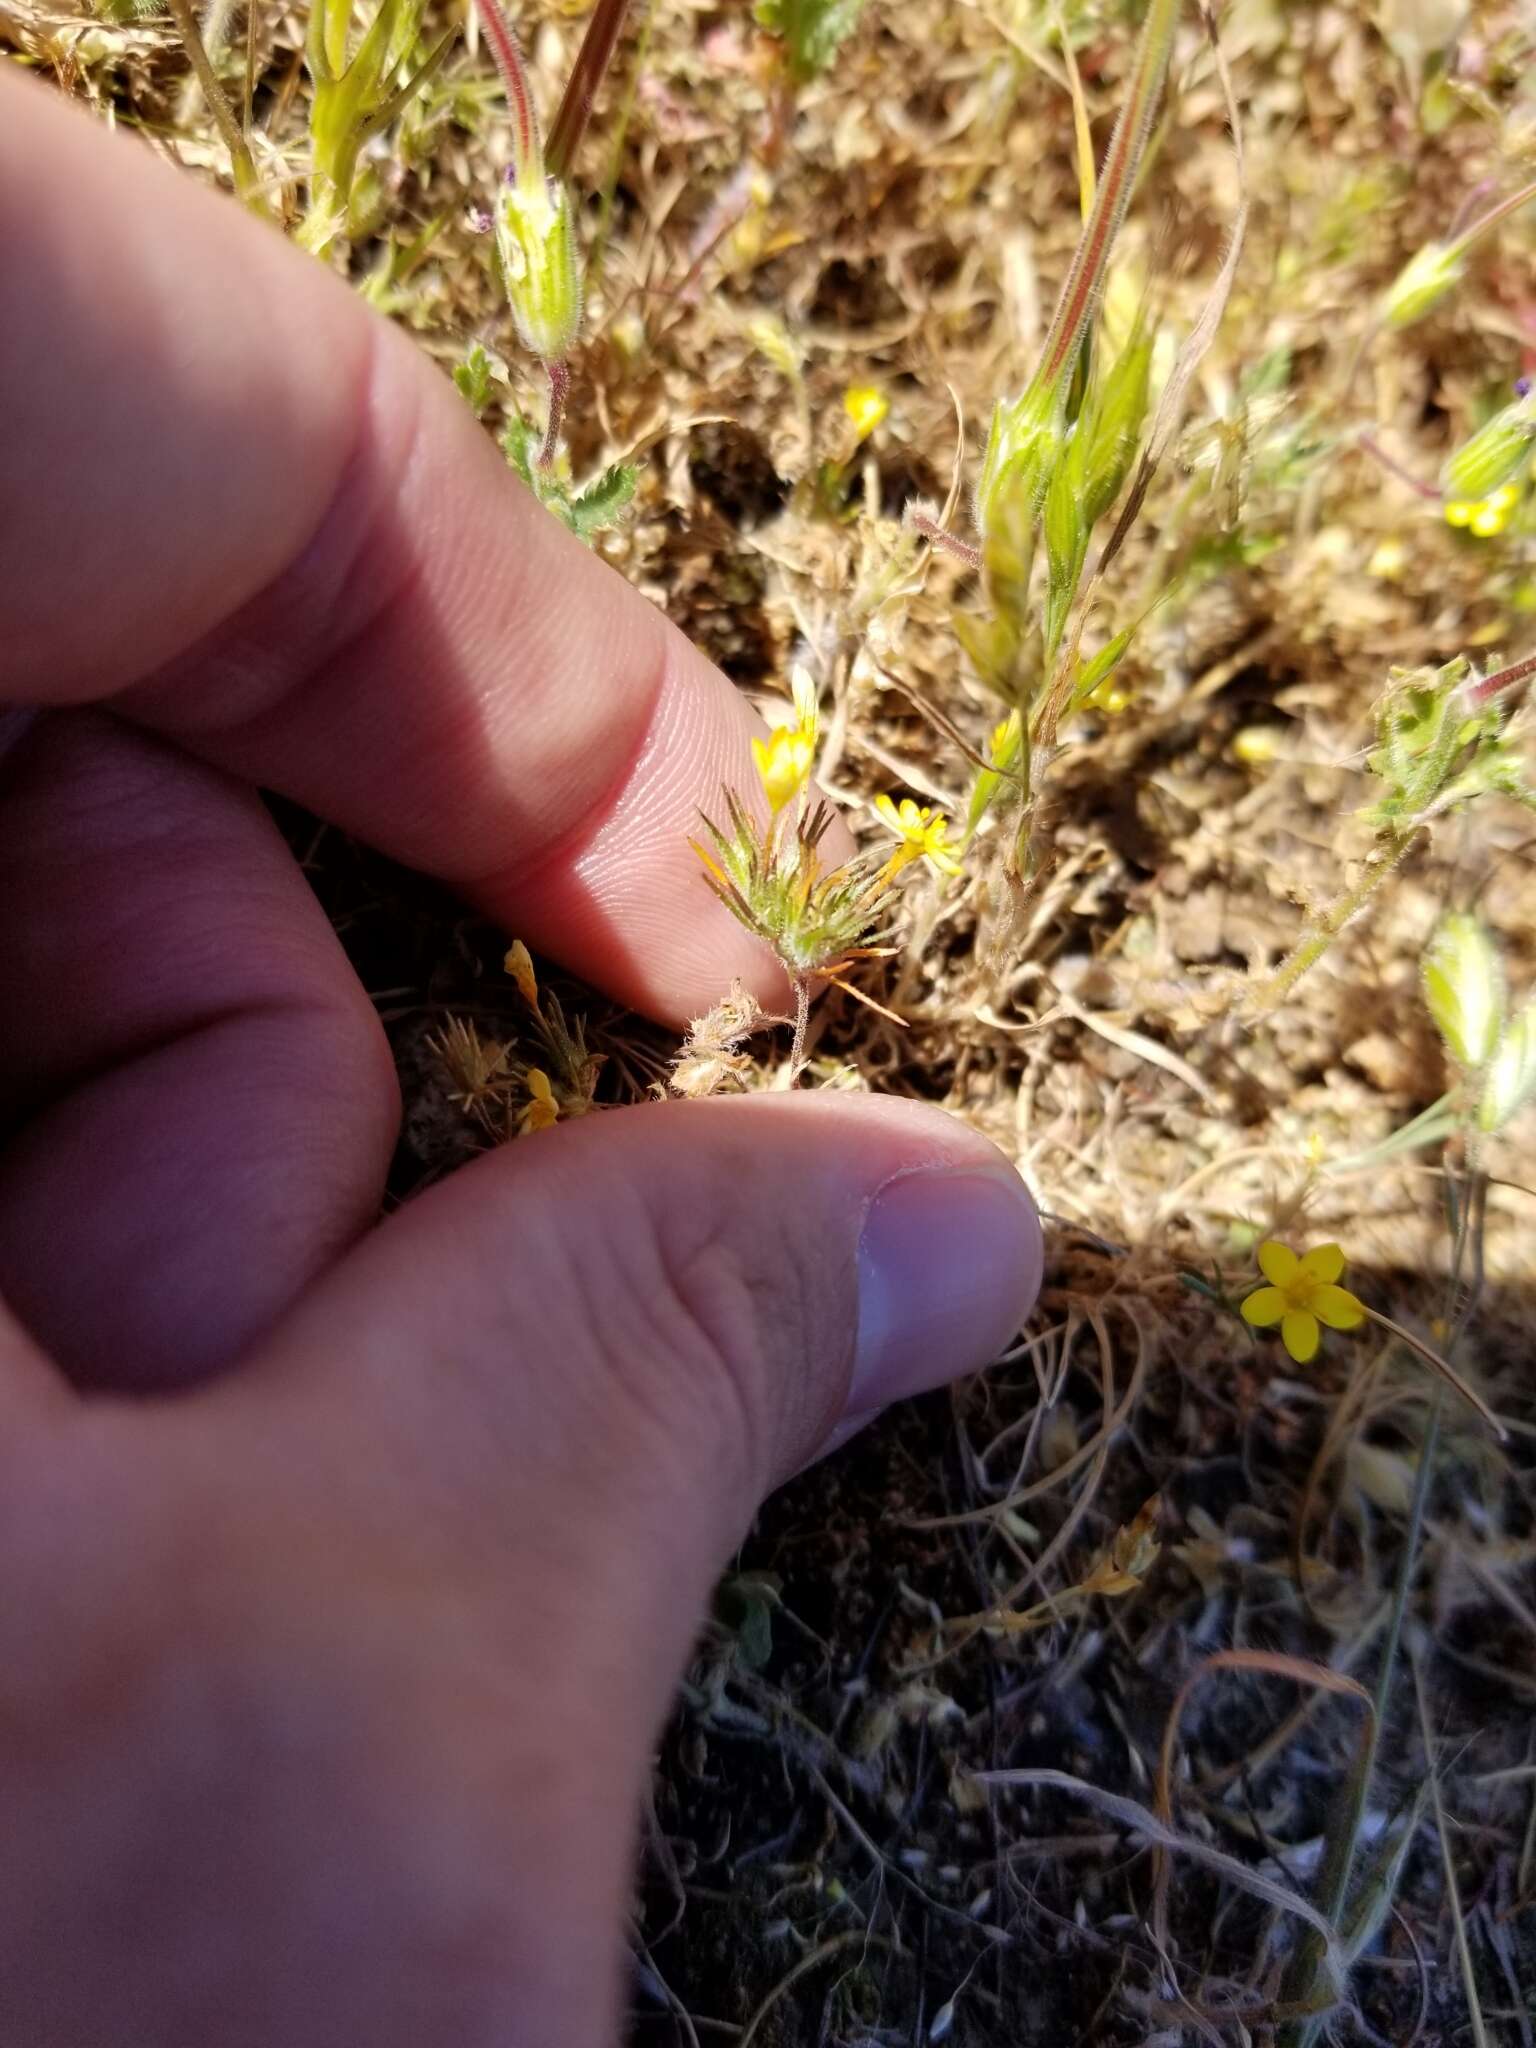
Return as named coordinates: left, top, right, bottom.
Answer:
left=7, top=0, right=1536, bottom=2037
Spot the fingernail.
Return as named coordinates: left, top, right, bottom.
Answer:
left=850, top=1167, right=1042, bottom=1414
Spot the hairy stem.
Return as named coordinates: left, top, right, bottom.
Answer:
left=474, top=0, right=545, bottom=180
left=164, top=0, right=266, bottom=212
left=1026, top=0, right=1180, bottom=405
left=1252, top=832, right=1419, bottom=1013
left=539, top=358, right=570, bottom=468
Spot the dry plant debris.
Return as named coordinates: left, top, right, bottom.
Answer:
left=8, top=0, right=1536, bottom=2036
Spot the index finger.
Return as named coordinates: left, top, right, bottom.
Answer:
left=0, top=68, right=842, bottom=1022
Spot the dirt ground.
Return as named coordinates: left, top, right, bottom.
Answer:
left=7, top=0, right=1536, bottom=2037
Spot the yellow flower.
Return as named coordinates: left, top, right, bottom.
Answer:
left=752, top=726, right=815, bottom=814
left=517, top=1067, right=560, bottom=1135
left=1240, top=1241, right=1364, bottom=1364
left=751, top=668, right=820, bottom=815
left=1445, top=482, right=1519, bottom=537
left=874, top=794, right=964, bottom=878
left=503, top=938, right=538, bottom=1007
left=843, top=384, right=889, bottom=441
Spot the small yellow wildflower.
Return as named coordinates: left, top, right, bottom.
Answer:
left=1445, top=482, right=1519, bottom=537
left=843, top=384, right=889, bottom=441
left=1240, top=1240, right=1365, bottom=1364
left=752, top=726, right=815, bottom=814
left=874, top=794, right=964, bottom=878
left=750, top=668, right=820, bottom=816
left=517, top=1067, right=559, bottom=1135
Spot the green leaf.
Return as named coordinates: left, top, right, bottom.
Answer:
left=499, top=413, right=540, bottom=488
left=568, top=462, right=638, bottom=538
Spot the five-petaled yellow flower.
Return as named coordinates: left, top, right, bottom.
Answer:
left=1241, top=1241, right=1364, bottom=1364
left=874, top=794, right=964, bottom=878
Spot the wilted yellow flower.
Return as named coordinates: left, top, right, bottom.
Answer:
left=517, top=1067, right=560, bottom=1134
left=503, top=938, right=539, bottom=1007
left=1241, top=1241, right=1365, bottom=1364
left=843, top=384, right=889, bottom=441
left=874, top=794, right=964, bottom=878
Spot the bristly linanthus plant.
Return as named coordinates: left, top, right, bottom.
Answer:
left=693, top=670, right=964, bottom=1078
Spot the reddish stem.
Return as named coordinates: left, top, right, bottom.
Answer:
left=474, top=0, right=543, bottom=180
left=547, top=0, right=633, bottom=181
left=909, top=511, right=984, bottom=570
left=539, top=358, right=570, bottom=468
left=1357, top=431, right=1439, bottom=501
left=1464, top=648, right=1536, bottom=708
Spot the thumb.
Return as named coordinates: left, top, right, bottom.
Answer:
left=249, top=1091, right=1041, bottom=2035
left=272, top=1090, right=1042, bottom=1563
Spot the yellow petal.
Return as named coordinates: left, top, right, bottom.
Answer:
left=1257, top=1241, right=1298, bottom=1287
left=874, top=794, right=901, bottom=831
left=1311, top=1284, right=1364, bottom=1330
left=1282, top=1310, right=1320, bottom=1363
left=1297, top=1242, right=1344, bottom=1286
left=503, top=939, right=538, bottom=1007
left=1240, top=1286, right=1286, bottom=1328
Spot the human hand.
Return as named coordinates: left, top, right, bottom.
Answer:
left=0, top=70, right=1041, bottom=2044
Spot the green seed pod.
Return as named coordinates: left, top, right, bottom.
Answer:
left=1042, top=434, right=1089, bottom=657
left=496, top=171, right=583, bottom=363
left=1441, top=392, right=1536, bottom=503
left=1479, top=1003, right=1536, bottom=1132
left=1072, top=623, right=1136, bottom=707
left=1082, top=325, right=1153, bottom=527
left=1380, top=240, right=1465, bottom=329
left=1423, top=911, right=1505, bottom=1070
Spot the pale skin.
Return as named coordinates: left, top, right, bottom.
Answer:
left=0, top=69, right=1042, bottom=2044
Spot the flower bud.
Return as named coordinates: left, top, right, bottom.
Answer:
left=1479, top=1003, right=1536, bottom=1132
left=1441, top=392, right=1536, bottom=503
left=496, top=169, right=583, bottom=362
left=1380, top=241, right=1465, bottom=329
left=1423, top=911, right=1505, bottom=1070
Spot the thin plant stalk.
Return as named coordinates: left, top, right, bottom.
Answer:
left=1465, top=647, right=1536, bottom=711
left=1442, top=177, right=1536, bottom=266
left=1279, top=1168, right=1487, bottom=2043
left=164, top=0, right=266, bottom=212
left=1022, top=0, right=1180, bottom=407
left=546, top=0, right=634, bottom=181
left=1254, top=832, right=1422, bottom=1013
